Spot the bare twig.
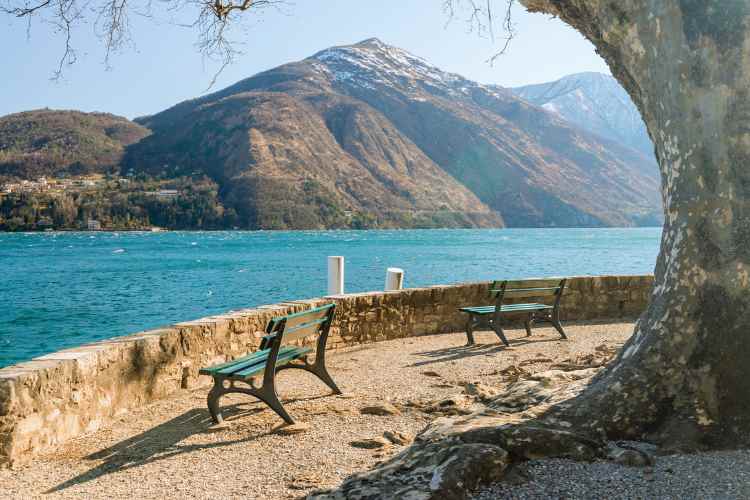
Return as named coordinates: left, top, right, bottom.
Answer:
left=2, top=0, right=512, bottom=86
left=2, top=0, right=287, bottom=84
left=51, top=0, right=82, bottom=80
left=487, top=0, right=515, bottom=65
left=2, top=0, right=52, bottom=17
left=442, top=0, right=516, bottom=63
left=96, top=0, right=131, bottom=69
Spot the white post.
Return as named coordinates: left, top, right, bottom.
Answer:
left=328, top=256, right=345, bottom=295
left=385, top=267, right=404, bottom=291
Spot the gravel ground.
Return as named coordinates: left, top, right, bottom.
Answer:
left=0, top=322, right=632, bottom=499
left=473, top=450, right=750, bottom=500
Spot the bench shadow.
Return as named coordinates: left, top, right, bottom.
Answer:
left=46, top=392, right=331, bottom=494
left=410, top=334, right=562, bottom=367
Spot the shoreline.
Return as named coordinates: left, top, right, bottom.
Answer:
left=0, top=226, right=664, bottom=234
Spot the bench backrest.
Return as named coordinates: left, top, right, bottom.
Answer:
left=266, top=303, right=336, bottom=347
left=490, top=278, right=566, bottom=304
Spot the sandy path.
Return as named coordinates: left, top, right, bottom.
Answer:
left=0, top=322, right=633, bottom=499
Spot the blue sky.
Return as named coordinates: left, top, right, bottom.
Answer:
left=2, top=1, right=609, bottom=119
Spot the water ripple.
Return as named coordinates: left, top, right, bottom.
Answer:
left=0, top=228, right=660, bottom=367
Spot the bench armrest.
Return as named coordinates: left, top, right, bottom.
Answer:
left=259, top=333, right=277, bottom=350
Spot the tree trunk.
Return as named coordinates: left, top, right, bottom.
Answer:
left=519, top=0, right=750, bottom=449
left=312, top=2, right=750, bottom=498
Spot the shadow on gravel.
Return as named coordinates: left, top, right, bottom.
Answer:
left=410, top=335, right=560, bottom=367
left=46, top=393, right=330, bottom=493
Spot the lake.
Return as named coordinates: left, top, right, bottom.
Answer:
left=0, top=228, right=661, bottom=368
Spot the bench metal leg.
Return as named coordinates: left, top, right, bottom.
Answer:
left=466, top=317, right=476, bottom=345
left=492, top=323, right=510, bottom=347
left=311, top=363, right=343, bottom=395
left=280, top=362, right=342, bottom=395
left=206, top=377, right=295, bottom=425
left=552, top=319, right=567, bottom=339
left=256, top=384, right=295, bottom=425
left=207, top=380, right=224, bottom=424
left=524, top=315, right=534, bottom=337
left=546, top=309, right=567, bottom=340
left=278, top=349, right=343, bottom=395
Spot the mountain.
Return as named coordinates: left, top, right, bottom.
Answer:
left=128, top=39, right=662, bottom=228
left=0, top=110, right=150, bottom=180
left=512, top=72, right=654, bottom=156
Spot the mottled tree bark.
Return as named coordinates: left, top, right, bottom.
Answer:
left=313, top=2, right=750, bottom=498
left=520, top=0, right=750, bottom=449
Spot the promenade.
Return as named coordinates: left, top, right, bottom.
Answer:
left=1, top=322, right=632, bottom=499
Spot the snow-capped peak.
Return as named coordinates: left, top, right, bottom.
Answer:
left=311, top=38, right=471, bottom=95
left=512, top=72, right=653, bottom=155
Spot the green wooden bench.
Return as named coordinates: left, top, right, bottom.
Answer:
left=199, top=303, right=341, bottom=425
left=458, top=279, right=567, bottom=346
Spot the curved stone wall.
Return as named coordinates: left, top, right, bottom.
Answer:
left=0, top=274, right=653, bottom=467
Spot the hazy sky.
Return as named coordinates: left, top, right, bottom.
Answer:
left=2, top=1, right=609, bottom=119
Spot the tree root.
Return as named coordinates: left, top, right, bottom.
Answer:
left=310, top=370, right=611, bottom=499
left=310, top=354, right=736, bottom=499
left=309, top=415, right=605, bottom=499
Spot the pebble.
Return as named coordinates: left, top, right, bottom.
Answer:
left=350, top=437, right=391, bottom=449
left=383, top=430, right=413, bottom=446
left=205, top=421, right=232, bottom=432
left=360, top=403, right=401, bottom=416
left=272, top=422, right=310, bottom=435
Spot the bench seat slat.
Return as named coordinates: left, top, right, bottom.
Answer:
left=218, top=346, right=311, bottom=376
left=199, top=349, right=277, bottom=374
left=284, top=308, right=332, bottom=329
left=502, top=303, right=554, bottom=310
left=490, top=287, right=560, bottom=293
left=199, top=346, right=306, bottom=376
left=460, top=303, right=554, bottom=310
left=283, top=317, right=330, bottom=343
left=502, top=279, right=564, bottom=289
left=267, top=303, right=335, bottom=332
left=493, top=288, right=560, bottom=298
left=215, top=348, right=290, bottom=375
left=232, top=347, right=312, bottom=378
left=459, top=303, right=554, bottom=314
left=502, top=290, right=559, bottom=298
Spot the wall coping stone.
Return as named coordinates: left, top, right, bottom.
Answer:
left=0, top=274, right=654, bottom=467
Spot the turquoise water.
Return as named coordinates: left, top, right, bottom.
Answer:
left=0, top=228, right=661, bottom=368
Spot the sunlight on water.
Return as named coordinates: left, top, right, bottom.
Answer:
left=0, top=228, right=661, bottom=367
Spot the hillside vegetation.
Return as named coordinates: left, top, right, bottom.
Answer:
left=130, top=39, right=661, bottom=229
left=0, top=110, right=150, bottom=180
left=1, top=41, right=662, bottom=230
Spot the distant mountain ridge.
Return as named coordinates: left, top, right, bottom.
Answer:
left=512, top=72, right=654, bottom=156
left=130, top=38, right=660, bottom=228
left=0, top=110, right=150, bottom=179
left=0, top=40, right=662, bottom=230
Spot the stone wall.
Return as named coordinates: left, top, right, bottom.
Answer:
left=0, top=275, right=653, bottom=467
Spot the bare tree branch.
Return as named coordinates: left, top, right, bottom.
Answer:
left=488, top=0, right=516, bottom=65
left=95, top=0, right=131, bottom=69
left=2, top=0, right=52, bottom=17
left=2, top=0, right=287, bottom=84
left=2, top=0, right=513, bottom=86
left=442, top=0, right=516, bottom=64
left=51, top=0, right=83, bottom=80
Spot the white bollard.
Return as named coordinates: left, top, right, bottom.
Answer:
left=328, top=256, right=345, bottom=295
left=385, top=267, right=404, bottom=291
